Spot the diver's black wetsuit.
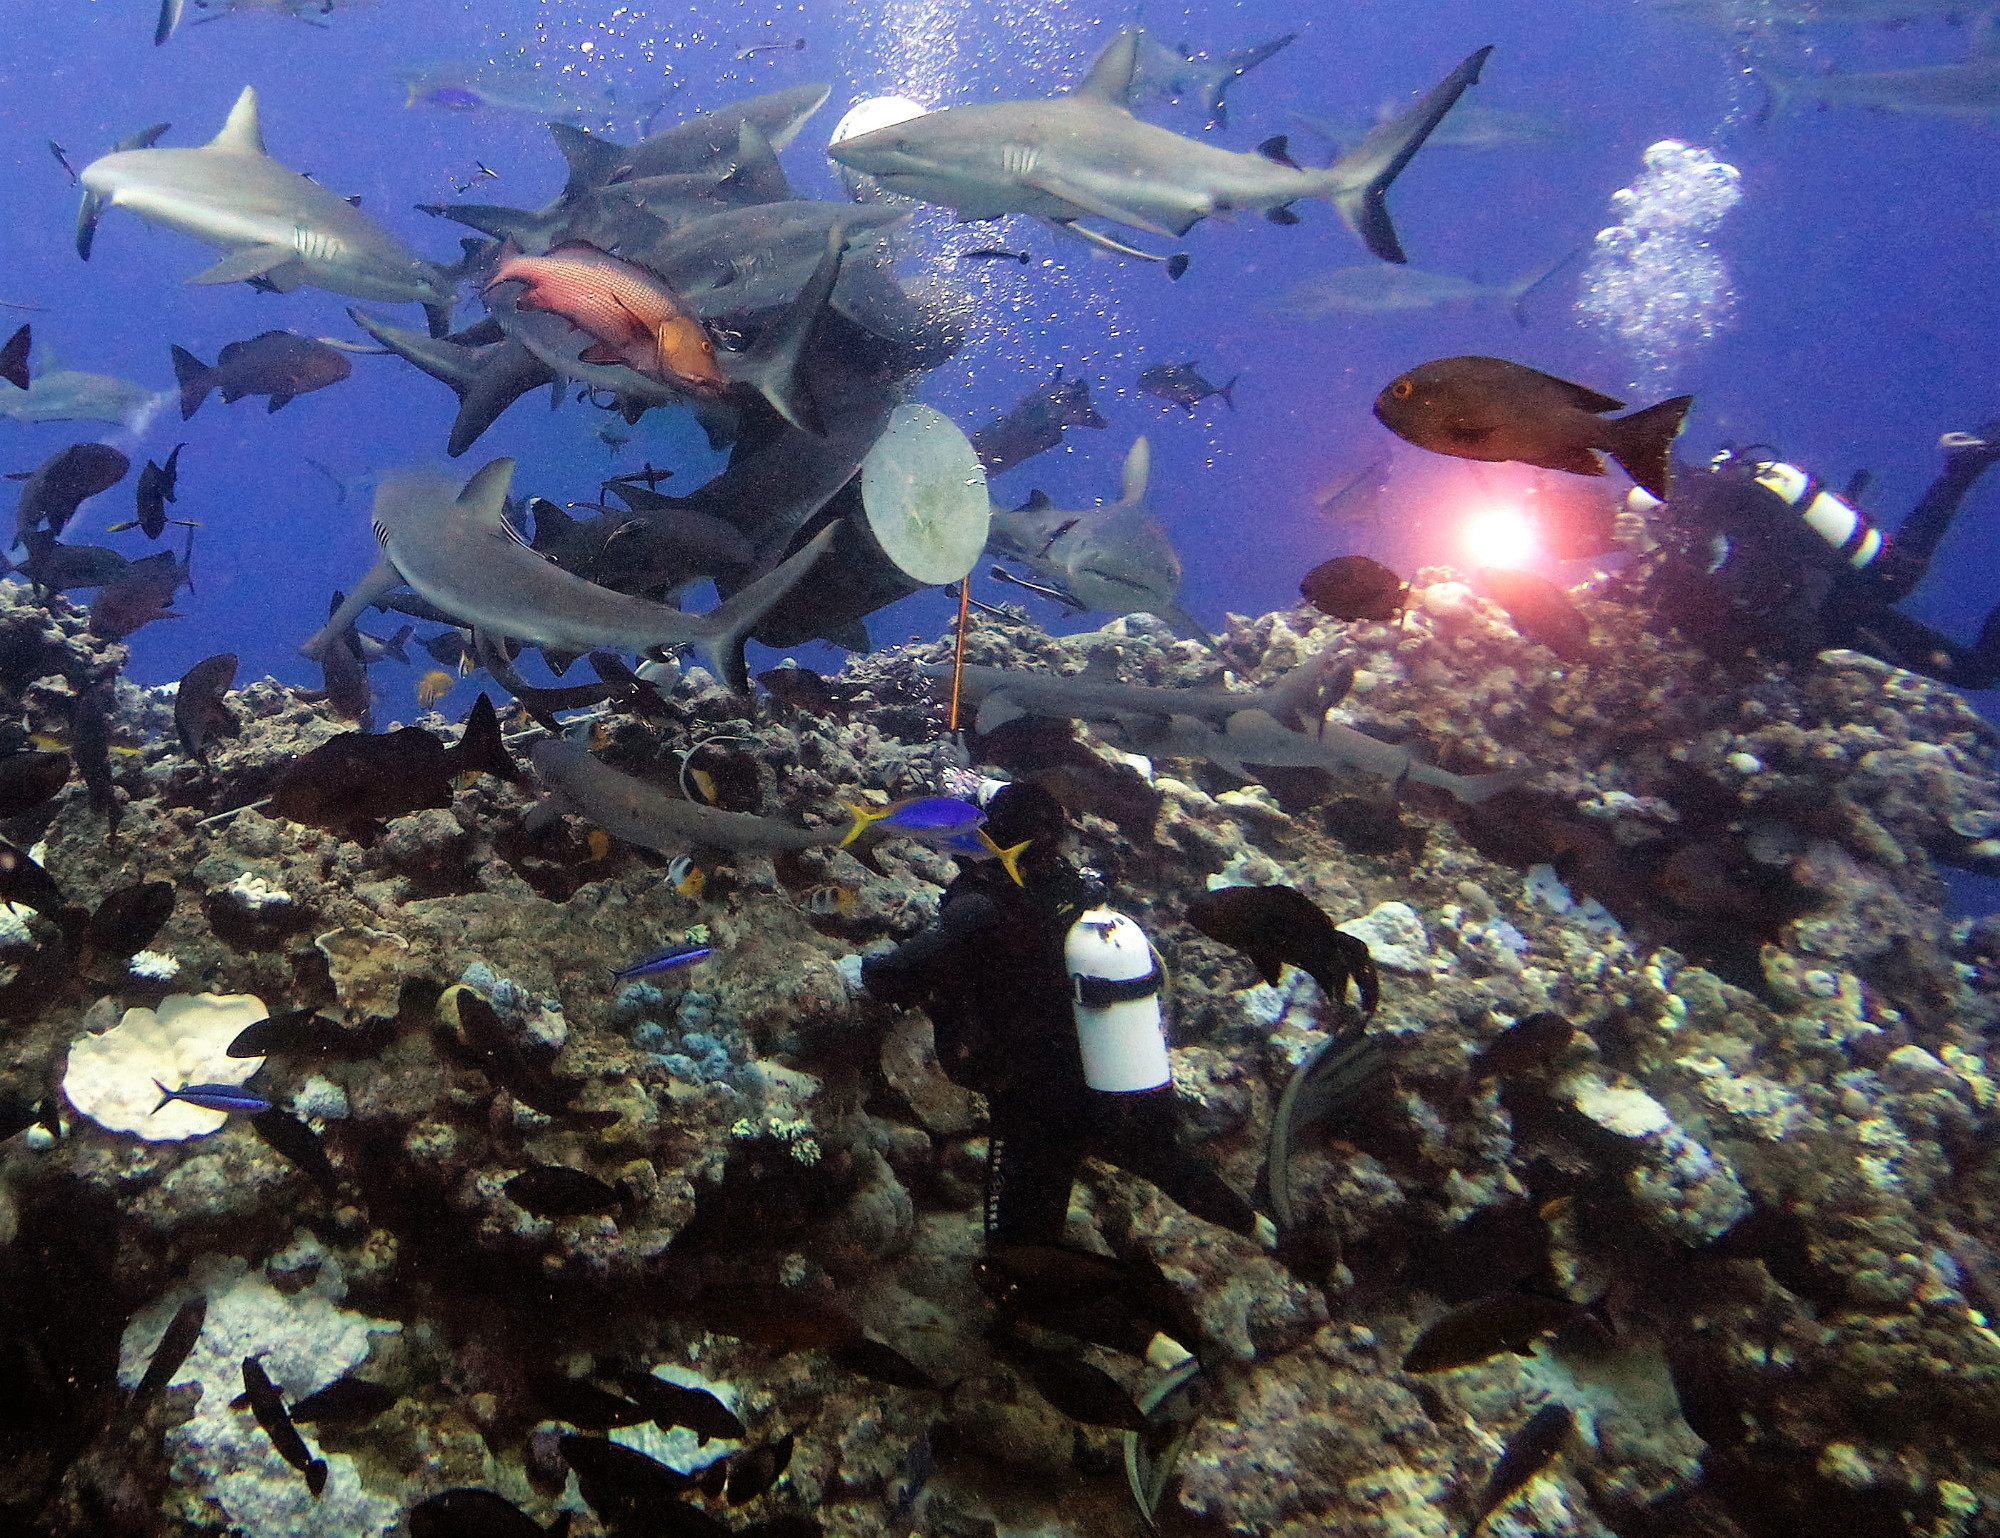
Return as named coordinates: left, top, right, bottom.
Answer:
left=860, top=788, right=1257, bottom=1248
left=1649, top=427, right=2000, bottom=688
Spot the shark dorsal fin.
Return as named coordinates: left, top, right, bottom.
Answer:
left=1073, top=29, right=1140, bottom=106
left=1257, top=135, right=1300, bottom=169
left=457, top=457, right=518, bottom=522
left=1119, top=437, right=1151, bottom=506
left=207, top=88, right=265, bottom=156
left=116, top=122, right=173, bottom=153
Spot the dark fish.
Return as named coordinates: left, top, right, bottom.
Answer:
left=970, top=368, right=1108, bottom=476
left=1373, top=356, right=1691, bottom=501
left=1186, top=885, right=1380, bottom=1013
left=175, top=653, right=239, bottom=765
left=10, top=442, right=129, bottom=539
left=16, top=533, right=132, bottom=595
left=251, top=1108, right=339, bottom=1196
left=287, top=1374, right=397, bottom=1424
left=692, top=1283, right=862, bottom=1355
left=1465, top=1403, right=1572, bottom=1536
left=726, top=1431, right=794, bottom=1504
left=154, top=1080, right=270, bottom=1116
left=1402, top=1290, right=1586, bottom=1374
left=525, top=1370, right=649, bottom=1429
left=451, top=989, right=617, bottom=1126
left=1269, top=1022, right=1387, bottom=1230
left=612, top=942, right=712, bottom=980
left=827, top=1337, right=948, bottom=1393
left=978, top=1244, right=1130, bottom=1313
left=86, top=881, right=175, bottom=960
left=171, top=331, right=352, bottom=419
left=269, top=693, right=516, bottom=847
left=755, top=666, right=863, bottom=714
left=505, top=1165, right=628, bottom=1218
left=0, top=1094, right=43, bottom=1144
left=1472, top=568, right=1593, bottom=662
left=0, top=750, right=69, bottom=818
left=1137, top=360, right=1236, bottom=414
left=559, top=1434, right=703, bottom=1527
left=90, top=543, right=191, bottom=639
left=48, top=140, right=77, bottom=183
left=892, top=1432, right=933, bottom=1516
left=113, top=443, right=185, bottom=539
left=1300, top=553, right=1408, bottom=623
left=319, top=597, right=373, bottom=724
left=131, top=1296, right=206, bottom=1406
left=420, top=629, right=473, bottom=669
left=408, top=1487, right=567, bottom=1538
left=616, top=1370, right=748, bottom=1442
left=0, top=324, right=28, bottom=391
left=70, top=688, right=120, bottom=840
left=960, top=248, right=1030, bottom=264
left=240, top=1356, right=328, bottom=1496
left=699, top=1458, right=729, bottom=1498
left=0, top=838, right=68, bottom=920
left=1470, top=1012, right=1575, bottom=1081
left=999, top=1337, right=1148, bottom=1430
left=228, top=1009, right=346, bottom=1058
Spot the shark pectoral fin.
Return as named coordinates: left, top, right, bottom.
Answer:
left=684, top=524, right=838, bottom=693
left=75, top=189, right=104, bottom=260
left=1158, top=602, right=1217, bottom=650
left=154, top=0, right=183, bottom=44
left=1328, top=45, right=1493, bottom=263
left=188, top=245, right=296, bottom=286
left=1026, top=174, right=1174, bottom=237
left=302, top=557, right=402, bottom=658
left=973, top=694, right=1025, bottom=735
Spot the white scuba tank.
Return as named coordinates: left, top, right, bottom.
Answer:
left=1751, top=460, right=1883, bottom=571
left=1065, top=908, right=1170, bottom=1093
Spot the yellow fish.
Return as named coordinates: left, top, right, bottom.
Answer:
left=800, top=883, right=857, bottom=917
left=689, top=767, right=718, bottom=805
left=587, top=829, right=611, bottom=862
left=416, top=669, right=455, bottom=709
left=667, top=855, right=705, bottom=899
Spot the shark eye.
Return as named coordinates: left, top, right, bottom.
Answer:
left=1390, top=379, right=1414, bottom=400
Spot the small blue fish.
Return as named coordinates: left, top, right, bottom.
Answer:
left=612, top=942, right=713, bottom=981
left=842, top=795, right=985, bottom=848
left=153, top=1080, right=271, bottom=1116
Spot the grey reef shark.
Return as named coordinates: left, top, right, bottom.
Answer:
left=828, top=27, right=1493, bottom=273
left=77, top=87, right=461, bottom=335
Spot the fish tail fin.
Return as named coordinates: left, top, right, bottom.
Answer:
left=682, top=524, right=838, bottom=693
left=422, top=296, right=454, bottom=340
left=1606, top=395, right=1693, bottom=501
left=977, top=829, right=1031, bottom=886
left=1507, top=242, right=1588, bottom=326
left=549, top=122, right=624, bottom=199
left=0, top=324, right=28, bottom=391
left=152, top=1079, right=175, bottom=1112
left=840, top=801, right=891, bottom=846
left=170, top=345, right=213, bottom=420
left=386, top=624, right=413, bottom=664
left=731, top=223, right=846, bottom=436
left=1219, top=374, right=1239, bottom=411
left=76, top=187, right=104, bottom=260
left=1322, top=45, right=1491, bottom=262
left=452, top=693, right=519, bottom=782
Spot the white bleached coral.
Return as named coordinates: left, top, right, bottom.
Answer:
left=129, top=949, right=180, bottom=980
left=62, top=993, right=267, bottom=1140
left=1338, top=901, right=1440, bottom=975
left=219, top=872, right=294, bottom=910
left=1562, top=1071, right=1750, bottom=1241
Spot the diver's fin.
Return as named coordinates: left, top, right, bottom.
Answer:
left=1324, top=46, right=1492, bottom=263
left=1605, top=395, right=1694, bottom=502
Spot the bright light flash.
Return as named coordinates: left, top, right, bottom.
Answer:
left=1463, top=507, right=1538, bottom=570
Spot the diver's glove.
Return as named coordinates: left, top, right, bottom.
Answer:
left=859, top=892, right=1002, bottom=1004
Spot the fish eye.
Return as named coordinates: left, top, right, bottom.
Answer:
left=1391, top=379, right=1414, bottom=400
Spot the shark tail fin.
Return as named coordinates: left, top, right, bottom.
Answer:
left=1323, top=45, right=1492, bottom=263
left=154, top=0, right=183, bottom=44
left=0, top=325, right=29, bottom=391
left=451, top=693, right=519, bottom=783
left=1218, top=374, right=1239, bottom=412
left=1605, top=395, right=1693, bottom=502
left=170, top=345, right=214, bottom=420
left=731, top=224, right=846, bottom=436
left=423, top=296, right=455, bottom=340
left=680, top=524, right=838, bottom=693
left=549, top=123, right=624, bottom=199
left=1506, top=242, right=1587, bottom=326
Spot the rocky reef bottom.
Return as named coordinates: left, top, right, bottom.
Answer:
left=5, top=569, right=2000, bottom=1538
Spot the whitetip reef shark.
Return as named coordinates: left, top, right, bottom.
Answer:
left=530, top=738, right=842, bottom=855
left=828, top=28, right=1493, bottom=267
left=78, top=87, right=459, bottom=335
left=303, top=458, right=835, bottom=694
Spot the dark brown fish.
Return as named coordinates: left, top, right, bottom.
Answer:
left=558, top=1435, right=702, bottom=1525
left=16, top=533, right=131, bottom=595
left=525, top=1370, right=648, bottom=1429
left=269, top=693, right=516, bottom=847
left=1300, top=553, right=1407, bottom=622
left=90, top=545, right=189, bottom=639
left=827, top=1337, right=948, bottom=1393
left=616, top=1370, right=748, bottom=1443
left=1402, top=1290, right=1585, bottom=1374
left=10, top=442, right=128, bottom=539
left=0, top=324, right=28, bottom=391
left=1465, top=1403, right=1572, bottom=1536
left=84, top=881, right=174, bottom=960
left=969, top=368, right=1108, bottom=476
left=111, top=443, right=185, bottom=539
left=505, top=1165, right=627, bottom=1217
left=1137, top=360, right=1236, bottom=414
left=0, top=750, right=69, bottom=818
left=997, top=1336, right=1148, bottom=1430
left=251, top=1108, right=339, bottom=1196
left=452, top=990, right=615, bottom=1126
left=691, top=1283, right=861, bottom=1355
left=175, top=653, right=238, bottom=765
left=1373, top=356, right=1690, bottom=501
left=228, top=1009, right=347, bottom=1058
left=172, top=331, right=352, bottom=419
left=240, top=1356, right=327, bottom=1496
left=1470, top=1012, right=1575, bottom=1082
left=978, top=1244, right=1130, bottom=1313
left=0, top=838, right=69, bottom=920
left=726, top=1431, right=794, bottom=1504
left=69, top=686, right=120, bottom=840
left=319, top=600, right=373, bottom=724
left=700, top=1458, right=729, bottom=1498
left=409, top=1488, right=564, bottom=1538
left=755, top=666, right=863, bottom=715
left=1472, top=568, right=1592, bottom=662
left=130, top=1296, right=206, bottom=1407
left=287, top=1374, right=397, bottom=1425
left=1186, top=885, right=1380, bottom=1013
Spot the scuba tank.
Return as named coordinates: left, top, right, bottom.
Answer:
left=1711, top=447, right=1885, bottom=572
left=1065, top=908, right=1170, bottom=1093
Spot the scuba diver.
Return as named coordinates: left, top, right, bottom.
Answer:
left=859, top=782, right=1264, bottom=1250
left=1630, top=422, right=2000, bottom=687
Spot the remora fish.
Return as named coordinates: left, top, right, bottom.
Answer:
left=530, top=738, right=842, bottom=856
left=171, top=331, right=352, bottom=417
left=985, top=438, right=1212, bottom=645
left=829, top=30, right=1492, bottom=265
left=397, top=55, right=625, bottom=126
left=1126, top=28, right=1296, bottom=128
left=78, top=88, right=457, bottom=334
left=302, top=459, right=835, bottom=694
